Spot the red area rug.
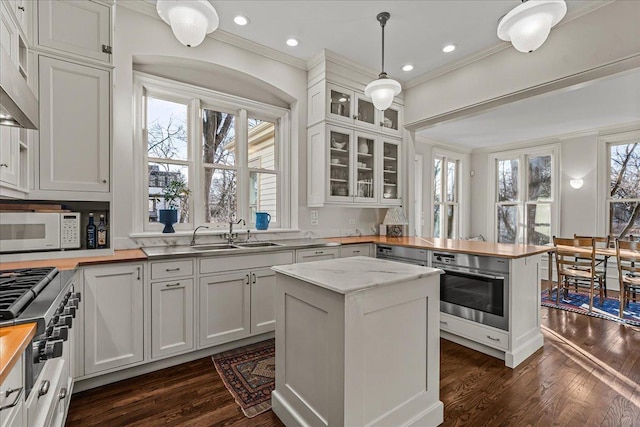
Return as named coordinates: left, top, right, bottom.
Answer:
left=212, top=339, right=275, bottom=418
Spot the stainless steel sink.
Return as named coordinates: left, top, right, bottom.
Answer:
left=189, top=244, right=241, bottom=251
left=236, top=242, right=284, bottom=248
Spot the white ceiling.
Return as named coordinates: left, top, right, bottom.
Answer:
left=147, top=1, right=637, bottom=148
left=416, top=68, right=640, bottom=149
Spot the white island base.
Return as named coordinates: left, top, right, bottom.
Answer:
left=271, top=256, right=443, bottom=427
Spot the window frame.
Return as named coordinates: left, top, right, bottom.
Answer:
left=431, top=153, right=460, bottom=239
left=133, top=72, right=291, bottom=233
left=598, top=130, right=640, bottom=238
left=488, top=144, right=560, bottom=244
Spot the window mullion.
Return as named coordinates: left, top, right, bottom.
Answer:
left=236, top=108, right=249, bottom=224
left=191, top=98, right=203, bottom=226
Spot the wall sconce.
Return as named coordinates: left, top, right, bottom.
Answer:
left=569, top=178, right=583, bottom=189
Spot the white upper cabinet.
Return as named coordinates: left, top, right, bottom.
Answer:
left=37, top=0, right=112, bottom=64
left=37, top=55, right=110, bottom=194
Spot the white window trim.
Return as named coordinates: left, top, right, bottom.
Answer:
left=132, top=71, right=291, bottom=233
left=430, top=147, right=466, bottom=239
left=597, top=129, right=640, bottom=237
left=487, top=143, right=560, bottom=244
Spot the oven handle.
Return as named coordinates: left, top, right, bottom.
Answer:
left=436, top=266, right=504, bottom=281
left=377, top=256, right=427, bottom=266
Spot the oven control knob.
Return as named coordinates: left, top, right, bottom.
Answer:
left=43, top=340, right=64, bottom=360
left=62, top=306, right=76, bottom=318
left=436, top=256, right=442, bottom=261
left=51, top=326, right=69, bottom=341
left=67, top=298, right=80, bottom=309
left=32, top=341, right=45, bottom=363
left=71, top=292, right=82, bottom=303
left=55, top=315, right=73, bottom=328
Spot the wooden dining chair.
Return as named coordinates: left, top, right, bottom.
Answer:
left=574, top=234, right=612, bottom=297
left=553, top=236, right=604, bottom=311
left=614, top=239, right=640, bottom=317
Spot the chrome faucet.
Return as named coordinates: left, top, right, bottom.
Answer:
left=225, top=219, right=245, bottom=244
left=190, top=225, right=209, bottom=246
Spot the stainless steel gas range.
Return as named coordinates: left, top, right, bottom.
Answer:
left=0, top=266, right=80, bottom=426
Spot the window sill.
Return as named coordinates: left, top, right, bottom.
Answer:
left=129, top=228, right=301, bottom=239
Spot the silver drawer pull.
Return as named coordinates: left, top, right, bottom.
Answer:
left=315, top=251, right=324, bottom=255
left=486, top=335, right=500, bottom=342
left=353, top=250, right=360, bottom=254
left=440, top=321, right=448, bottom=325
left=166, top=282, right=181, bottom=287
left=59, top=388, right=67, bottom=400
left=165, top=267, right=180, bottom=272
left=0, top=387, right=23, bottom=411
left=38, top=380, right=50, bottom=397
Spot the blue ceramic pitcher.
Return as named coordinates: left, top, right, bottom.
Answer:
left=255, top=212, right=271, bottom=230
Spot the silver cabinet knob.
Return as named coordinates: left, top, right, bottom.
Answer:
left=102, top=179, right=107, bottom=183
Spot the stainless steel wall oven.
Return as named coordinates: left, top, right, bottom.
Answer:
left=432, top=252, right=509, bottom=331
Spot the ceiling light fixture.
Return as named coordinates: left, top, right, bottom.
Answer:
left=286, top=38, right=299, bottom=47
left=233, top=15, right=249, bottom=26
left=569, top=178, right=584, bottom=189
left=442, top=44, right=456, bottom=53
left=364, top=12, right=401, bottom=111
left=156, top=0, right=219, bottom=48
left=497, top=0, right=567, bottom=53
left=401, top=64, right=414, bottom=72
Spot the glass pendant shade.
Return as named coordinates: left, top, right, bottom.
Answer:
left=497, top=0, right=567, bottom=53
left=156, top=0, right=219, bottom=48
left=365, top=78, right=402, bottom=111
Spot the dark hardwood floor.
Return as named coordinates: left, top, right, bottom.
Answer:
left=66, top=307, right=640, bottom=426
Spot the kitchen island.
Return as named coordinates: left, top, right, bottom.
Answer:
left=271, top=256, right=443, bottom=427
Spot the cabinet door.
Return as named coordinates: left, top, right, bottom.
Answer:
left=354, top=132, right=377, bottom=203
left=326, top=83, right=353, bottom=125
left=0, top=128, right=19, bottom=187
left=250, top=268, right=276, bottom=334
left=380, top=103, right=403, bottom=136
left=381, top=138, right=402, bottom=205
left=38, top=56, right=110, bottom=192
left=327, top=125, right=353, bottom=202
left=340, top=244, right=372, bottom=258
left=151, top=279, right=194, bottom=359
left=38, top=0, right=111, bottom=63
left=296, top=247, right=340, bottom=263
left=199, top=272, right=250, bottom=348
left=84, top=264, right=144, bottom=375
left=0, top=2, right=18, bottom=65
left=354, top=93, right=379, bottom=131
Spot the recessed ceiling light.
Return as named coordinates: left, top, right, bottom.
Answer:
left=402, top=64, right=414, bottom=72
left=286, top=38, right=299, bottom=47
left=442, top=44, right=456, bottom=53
left=233, top=15, right=249, bottom=26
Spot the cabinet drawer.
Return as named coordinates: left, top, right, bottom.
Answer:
left=200, top=251, right=294, bottom=275
left=296, top=247, right=340, bottom=263
left=439, top=313, right=509, bottom=351
left=0, top=354, right=23, bottom=427
left=151, top=259, right=194, bottom=280
left=340, top=244, right=371, bottom=258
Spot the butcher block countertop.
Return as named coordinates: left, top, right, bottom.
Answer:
left=329, top=236, right=551, bottom=259
left=0, top=249, right=147, bottom=271
left=0, top=323, right=37, bottom=384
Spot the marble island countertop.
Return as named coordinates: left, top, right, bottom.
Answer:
left=272, top=256, right=442, bottom=294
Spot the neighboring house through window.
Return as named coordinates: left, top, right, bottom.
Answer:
left=432, top=152, right=459, bottom=239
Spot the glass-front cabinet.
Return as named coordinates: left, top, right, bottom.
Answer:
left=328, top=127, right=352, bottom=201
left=327, top=83, right=380, bottom=132
left=354, top=133, right=376, bottom=203
left=381, top=138, right=401, bottom=205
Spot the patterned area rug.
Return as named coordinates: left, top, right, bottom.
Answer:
left=542, top=288, right=640, bottom=326
left=212, top=339, right=275, bottom=418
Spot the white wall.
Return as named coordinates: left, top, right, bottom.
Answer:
left=111, top=5, right=383, bottom=249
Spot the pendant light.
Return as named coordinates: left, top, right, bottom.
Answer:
left=497, top=0, right=567, bottom=53
left=156, top=0, right=219, bottom=48
left=365, top=12, right=401, bottom=111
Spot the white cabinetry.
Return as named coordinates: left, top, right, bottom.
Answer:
left=151, top=279, right=194, bottom=359
left=339, top=243, right=372, bottom=258
left=198, top=251, right=294, bottom=348
left=0, top=354, right=24, bottom=427
left=295, top=247, right=340, bottom=263
left=37, top=0, right=112, bottom=64
left=83, top=263, right=144, bottom=375
left=36, top=55, right=110, bottom=196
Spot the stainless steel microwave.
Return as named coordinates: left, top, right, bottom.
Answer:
left=0, top=212, right=81, bottom=253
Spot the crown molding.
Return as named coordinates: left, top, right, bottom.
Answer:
left=405, top=0, right=615, bottom=89
left=117, top=1, right=308, bottom=70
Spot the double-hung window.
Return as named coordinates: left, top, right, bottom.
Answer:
left=137, top=73, right=289, bottom=232
left=602, top=131, right=640, bottom=238
left=433, top=155, right=459, bottom=238
left=491, top=145, right=558, bottom=245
